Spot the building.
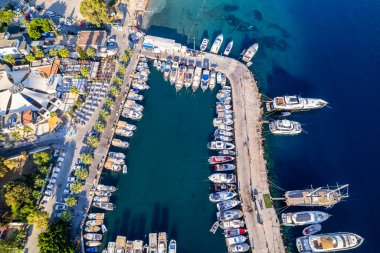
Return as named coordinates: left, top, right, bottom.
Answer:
left=0, top=33, right=22, bottom=60
left=142, top=35, right=183, bottom=54
left=77, top=30, right=107, bottom=50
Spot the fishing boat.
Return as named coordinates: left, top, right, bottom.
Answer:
left=115, top=128, right=133, bottom=137
left=216, top=72, right=222, bottom=85
left=87, top=213, right=105, bottom=220
left=213, top=183, right=237, bottom=192
left=228, top=243, right=250, bottom=252
left=225, top=228, right=247, bottom=238
left=217, top=209, right=244, bottom=221
left=84, top=233, right=102, bottom=241
left=97, top=185, right=117, bottom=192
left=122, top=109, right=142, bottom=120
left=200, top=38, right=209, bottom=51
left=207, top=141, right=235, bottom=150
left=214, top=164, right=235, bottom=172
left=94, top=190, right=112, bottom=196
left=217, top=199, right=240, bottom=211
left=86, top=241, right=101, bottom=247
left=170, top=62, right=179, bottom=84
left=157, top=61, right=161, bottom=70
left=93, top=202, right=114, bottom=211
left=127, top=92, right=144, bottom=101
left=214, top=129, right=233, bottom=137
left=208, top=156, right=235, bottom=164
left=86, top=220, right=103, bottom=226
left=168, top=240, right=176, bottom=253
left=208, top=69, right=216, bottom=90
left=149, top=233, right=158, bottom=253
left=242, top=43, right=259, bottom=65
left=108, top=152, right=125, bottom=159
left=86, top=247, right=98, bottom=252
left=210, top=34, right=224, bottom=54
left=192, top=67, right=202, bottom=92
left=201, top=70, right=210, bottom=92
left=266, top=95, right=328, bottom=112
left=225, top=235, right=247, bottom=246
left=94, top=196, right=110, bottom=202
left=218, top=150, right=236, bottom=156
left=303, top=224, right=322, bottom=236
left=215, top=135, right=233, bottom=142
left=221, top=73, right=227, bottom=86
left=220, top=219, right=245, bottom=229
left=282, top=211, right=331, bottom=226
left=158, top=232, right=167, bottom=253
left=269, top=119, right=302, bottom=135
left=164, top=61, right=171, bottom=81
left=112, top=139, right=129, bottom=149
left=223, top=41, right=234, bottom=55
left=218, top=124, right=233, bottom=131
left=184, top=66, right=194, bottom=88
left=209, top=191, right=237, bottom=202
left=124, top=101, right=144, bottom=113
left=132, top=80, right=150, bottom=90
left=175, top=65, right=186, bottom=91
left=85, top=226, right=101, bottom=233
left=209, top=173, right=236, bottom=184
left=296, top=232, right=364, bottom=253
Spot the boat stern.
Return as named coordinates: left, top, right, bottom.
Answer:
left=296, top=236, right=312, bottom=253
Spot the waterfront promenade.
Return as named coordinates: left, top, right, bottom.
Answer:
left=141, top=48, right=285, bottom=253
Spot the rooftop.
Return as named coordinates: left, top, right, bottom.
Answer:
left=77, top=31, right=107, bottom=48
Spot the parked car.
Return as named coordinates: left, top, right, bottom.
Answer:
left=45, top=10, right=55, bottom=17
left=65, top=18, right=72, bottom=25
left=52, top=172, right=58, bottom=178
left=45, top=190, right=52, bottom=196
left=67, top=177, right=76, bottom=183
left=55, top=204, right=68, bottom=211
left=46, top=184, right=54, bottom=190
left=60, top=197, right=68, bottom=202
left=50, top=178, right=56, bottom=184
left=63, top=189, right=74, bottom=195
left=57, top=25, right=62, bottom=32
left=54, top=212, right=62, bottom=218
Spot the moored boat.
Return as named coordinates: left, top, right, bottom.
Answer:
left=209, top=69, right=216, bottom=90
left=97, top=185, right=117, bottom=192
left=164, top=61, right=171, bottom=81
left=122, top=109, right=142, bottom=120
left=209, top=191, right=237, bottom=202
left=220, top=219, right=245, bottom=229
left=170, top=62, right=179, bottom=84
left=225, top=228, right=247, bottom=238
left=201, top=70, right=210, bottom=92
left=87, top=213, right=105, bottom=220
left=123, top=100, right=144, bottom=113
left=302, top=224, right=322, bottom=236
left=192, top=67, right=202, bottom=92
left=210, top=34, right=224, bottom=54
left=168, top=239, right=176, bottom=253
left=208, top=156, right=235, bottom=164
left=218, top=150, right=236, bottom=156
left=86, top=241, right=101, bottom=247
left=228, top=243, right=250, bottom=252
left=269, top=119, right=302, bottom=135
left=225, top=235, right=247, bottom=246
left=266, top=95, right=328, bottom=112
left=242, top=43, right=259, bottom=64
left=207, top=141, right=235, bottom=150
left=115, top=128, right=133, bottom=137
left=282, top=211, right=331, bottom=226
left=223, top=41, right=234, bottom=55
left=200, top=38, right=209, bottom=51
left=217, top=71, right=222, bottom=84
left=86, top=219, right=103, bottom=226
left=84, top=233, right=102, bottom=241
left=209, top=173, right=236, bottom=183
left=93, top=202, right=114, bottom=211
left=184, top=66, right=194, bottom=88
left=217, top=199, right=240, bottom=211
left=213, top=183, right=237, bottom=192
left=86, top=247, right=97, bottom=252
left=94, top=196, right=110, bottom=202
left=158, top=232, right=167, bottom=253
left=175, top=65, right=186, bottom=92
left=214, top=163, right=235, bottom=172
left=214, top=129, right=233, bottom=137
left=217, top=209, right=244, bottom=221
left=108, top=152, right=125, bottom=159
left=221, top=73, right=227, bottom=86
left=85, top=226, right=101, bottom=233
left=112, top=139, right=129, bottom=149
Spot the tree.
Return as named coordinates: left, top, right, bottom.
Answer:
left=81, top=67, right=90, bottom=78
left=34, top=178, right=46, bottom=189
left=34, top=48, right=45, bottom=59
left=27, top=211, right=49, bottom=230
left=124, top=48, right=133, bottom=57
left=25, top=54, right=36, bottom=62
left=76, top=46, right=88, bottom=60
left=28, top=18, right=52, bottom=40
left=49, top=48, right=58, bottom=57
left=4, top=55, right=15, bottom=65
left=58, top=48, right=70, bottom=58
left=74, top=168, right=88, bottom=180
left=80, top=0, right=109, bottom=27
left=23, top=125, right=33, bottom=136
left=81, top=153, right=93, bottom=165
left=104, top=98, right=114, bottom=109
left=4, top=180, right=35, bottom=218
left=60, top=210, right=72, bottom=222
left=0, top=158, right=9, bottom=178
left=11, top=131, right=21, bottom=141
left=86, top=135, right=99, bottom=148
left=109, top=86, right=119, bottom=97
left=94, top=121, right=105, bottom=133
left=118, top=65, right=126, bottom=75
left=39, top=166, right=50, bottom=175
left=33, top=152, right=51, bottom=166
left=70, top=182, right=83, bottom=194
left=50, top=111, right=57, bottom=118
left=86, top=47, right=96, bottom=57
left=99, top=109, right=110, bottom=121
left=120, top=54, right=129, bottom=63
left=113, top=76, right=123, bottom=86
left=70, top=86, right=79, bottom=96
left=65, top=196, right=77, bottom=207
left=38, top=222, right=75, bottom=253
left=0, top=9, right=16, bottom=24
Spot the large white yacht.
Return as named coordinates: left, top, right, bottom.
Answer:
left=266, top=95, right=328, bottom=112
left=210, top=34, right=224, bottom=54
left=282, top=211, right=331, bottom=226
left=269, top=119, right=302, bottom=135
left=296, top=232, right=363, bottom=252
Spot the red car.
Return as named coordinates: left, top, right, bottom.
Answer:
left=25, top=13, right=30, bottom=21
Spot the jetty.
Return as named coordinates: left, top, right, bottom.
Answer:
left=141, top=38, right=286, bottom=252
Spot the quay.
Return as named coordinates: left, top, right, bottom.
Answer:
left=140, top=38, right=286, bottom=253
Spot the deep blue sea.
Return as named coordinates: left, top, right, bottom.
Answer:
left=143, top=0, right=380, bottom=252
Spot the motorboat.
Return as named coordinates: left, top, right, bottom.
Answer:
left=223, top=41, right=234, bottom=56
left=84, top=233, right=102, bottom=241
left=214, top=129, right=233, bottom=137
left=124, top=100, right=144, bottom=112
left=209, top=173, right=236, bottom=183
left=164, top=61, right=171, bottom=81
left=192, top=67, right=202, bottom=92
left=220, top=219, right=245, bottom=229
left=86, top=241, right=101, bottom=247
left=209, top=191, right=237, bottom=202
left=218, top=150, right=236, bottom=156
left=132, top=80, right=150, bottom=90
left=175, top=65, right=186, bottom=91
left=214, top=118, right=233, bottom=126
left=101, top=224, right=107, bottom=233
left=86, top=247, right=98, bottom=252
left=93, top=202, right=114, bottom=211
left=225, top=228, right=247, bottom=238
left=216, top=72, right=222, bottom=84
left=217, top=199, right=240, bottom=211
left=153, top=59, right=158, bottom=67
left=115, top=128, right=133, bottom=137
left=122, top=165, right=128, bottom=174
left=210, top=34, right=224, bottom=54
left=86, top=219, right=103, bottom=226
left=87, top=213, right=105, bottom=220
left=184, top=66, right=194, bottom=88
left=158, top=232, right=167, bottom=253
left=214, top=163, right=235, bottom=172
left=108, top=152, right=125, bottom=159
left=157, top=60, right=162, bottom=70
left=85, top=226, right=101, bottom=232
left=94, top=192, right=111, bottom=197
left=94, top=196, right=110, bottom=202
left=216, top=103, right=232, bottom=111
left=112, top=139, right=129, bottom=149
left=296, top=232, right=364, bottom=253
left=168, top=239, right=176, bottom=253
left=215, top=135, right=233, bottom=142
left=170, top=62, right=179, bottom=84
left=208, top=156, right=235, bottom=164
left=242, top=43, right=259, bottom=64
left=213, top=183, right=236, bottom=192
left=97, top=185, right=117, bottom=192
left=201, top=70, right=210, bottom=92
left=122, top=109, right=142, bottom=120
left=217, top=209, right=244, bottom=221
left=228, top=243, right=250, bottom=252
left=266, top=95, right=328, bottom=112
left=282, top=211, right=331, bottom=226
left=127, top=92, right=144, bottom=101
left=218, top=124, right=233, bottom=131
left=200, top=38, right=209, bottom=51
left=269, top=119, right=302, bottom=135
left=225, top=235, right=247, bottom=246
left=209, top=69, right=216, bottom=90
left=207, top=141, right=235, bottom=150
left=221, top=73, right=227, bottom=86
left=303, top=224, right=322, bottom=236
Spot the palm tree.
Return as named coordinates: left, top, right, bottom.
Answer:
left=87, top=135, right=99, bottom=148
left=99, top=110, right=110, bottom=121
left=94, top=121, right=105, bottom=133
left=124, top=48, right=133, bottom=57
left=70, top=86, right=80, bottom=96
left=104, top=98, right=114, bottom=109
left=23, top=125, right=33, bottom=137
left=11, top=131, right=22, bottom=141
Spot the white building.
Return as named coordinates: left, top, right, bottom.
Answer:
left=142, top=35, right=183, bottom=54
left=0, top=33, right=21, bottom=60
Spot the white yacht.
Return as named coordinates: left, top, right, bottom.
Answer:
left=220, top=219, right=245, bottom=229
left=282, top=211, right=331, bottom=226
left=269, top=119, right=302, bottom=135
left=225, top=235, right=247, bottom=246
left=217, top=199, right=240, bottom=211
left=192, top=67, right=202, bottom=92
left=267, top=95, right=328, bottom=112
left=217, top=209, right=243, bottom=221
left=209, top=190, right=237, bottom=202
left=170, top=62, right=179, bottom=84
left=168, top=240, right=176, bottom=253
left=242, top=43, right=259, bottom=64
left=200, top=38, right=209, bottom=51
left=207, top=141, right=235, bottom=150
left=296, top=232, right=364, bottom=253
left=223, top=41, right=234, bottom=56
left=210, top=34, right=224, bottom=54
left=209, top=173, right=236, bottom=183
left=209, top=69, right=217, bottom=90
left=228, top=243, right=250, bottom=252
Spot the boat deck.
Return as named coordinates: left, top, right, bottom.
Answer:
left=116, top=236, right=127, bottom=250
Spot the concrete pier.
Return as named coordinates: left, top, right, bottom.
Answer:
left=140, top=47, right=286, bottom=253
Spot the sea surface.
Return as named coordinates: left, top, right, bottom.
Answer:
left=100, top=0, right=380, bottom=252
